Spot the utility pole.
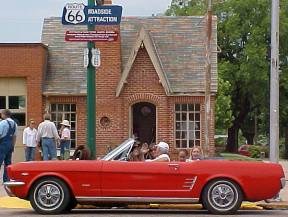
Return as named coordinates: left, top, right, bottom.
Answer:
left=269, top=0, right=280, bottom=163
left=204, top=0, right=212, bottom=157
left=87, top=0, right=97, bottom=159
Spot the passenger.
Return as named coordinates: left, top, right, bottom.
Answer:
left=141, top=142, right=170, bottom=162
left=128, top=143, right=142, bottom=161
left=144, top=142, right=156, bottom=160
left=189, top=146, right=203, bottom=161
left=178, top=149, right=189, bottom=162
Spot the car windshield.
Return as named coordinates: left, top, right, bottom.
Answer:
left=101, top=138, right=135, bottom=161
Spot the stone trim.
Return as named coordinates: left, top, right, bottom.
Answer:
left=125, top=93, right=161, bottom=106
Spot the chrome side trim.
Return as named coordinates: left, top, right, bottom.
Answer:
left=183, top=176, right=198, bottom=190
left=4, top=181, right=25, bottom=187
left=76, top=196, right=199, bottom=203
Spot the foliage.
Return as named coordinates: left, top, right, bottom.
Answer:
left=247, top=145, right=268, bottom=159
left=166, top=0, right=288, bottom=155
left=215, top=77, right=233, bottom=130
left=165, top=0, right=206, bottom=16
left=220, top=153, right=260, bottom=161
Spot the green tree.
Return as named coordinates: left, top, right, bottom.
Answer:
left=166, top=0, right=288, bottom=155
left=165, top=0, right=206, bottom=16
left=215, top=77, right=233, bottom=131
left=215, top=0, right=271, bottom=152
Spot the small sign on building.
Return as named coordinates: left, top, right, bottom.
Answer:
left=65, top=30, right=118, bottom=42
left=91, top=48, right=101, bottom=68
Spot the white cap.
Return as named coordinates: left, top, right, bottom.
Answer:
left=156, top=142, right=169, bottom=151
left=60, top=120, right=71, bottom=127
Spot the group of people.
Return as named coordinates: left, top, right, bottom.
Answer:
left=34, top=113, right=71, bottom=161
left=128, top=140, right=203, bottom=162
left=178, top=146, right=203, bottom=162
left=0, top=109, right=71, bottom=183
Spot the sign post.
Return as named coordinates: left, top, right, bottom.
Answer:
left=62, top=1, right=122, bottom=159
left=87, top=0, right=96, bottom=159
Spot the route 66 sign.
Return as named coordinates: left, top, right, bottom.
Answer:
left=63, top=3, right=85, bottom=24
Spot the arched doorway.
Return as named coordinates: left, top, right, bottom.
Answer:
left=132, top=102, right=156, bottom=144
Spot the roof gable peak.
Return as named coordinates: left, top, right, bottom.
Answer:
left=116, top=27, right=171, bottom=97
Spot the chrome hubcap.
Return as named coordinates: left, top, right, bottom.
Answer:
left=37, top=184, right=61, bottom=208
left=211, top=184, right=235, bottom=208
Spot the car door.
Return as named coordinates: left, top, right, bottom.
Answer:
left=67, top=160, right=103, bottom=197
left=101, top=161, right=196, bottom=198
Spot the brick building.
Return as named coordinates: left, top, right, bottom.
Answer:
left=0, top=43, right=47, bottom=162
left=0, top=3, right=217, bottom=161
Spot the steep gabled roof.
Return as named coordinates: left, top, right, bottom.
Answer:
left=42, top=16, right=218, bottom=95
left=116, top=27, right=171, bottom=96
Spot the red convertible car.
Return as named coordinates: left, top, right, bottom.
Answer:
left=4, top=138, right=286, bottom=215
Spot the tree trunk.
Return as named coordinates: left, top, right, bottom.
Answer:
left=226, top=94, right=254, bottom=153
left=285, top=127, right=288, bottom=159
left=243, top=133, right=254, bottom=145
left=226, top=125, right=239, bottom=153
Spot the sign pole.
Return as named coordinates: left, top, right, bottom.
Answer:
left=269, top=0, right=279, bottom=163
left=87, top=0, right=96, bottom=159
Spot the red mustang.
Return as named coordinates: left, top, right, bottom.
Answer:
left=4, top=138, right=286, bottom=215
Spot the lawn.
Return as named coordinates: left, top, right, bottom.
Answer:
left=220, top=153, right=262, bottom=161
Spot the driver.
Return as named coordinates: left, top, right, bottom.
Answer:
left=141, top=142, right=170, bottom=162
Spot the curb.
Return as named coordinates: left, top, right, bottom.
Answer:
left=0, top=197, right=31, bottom=209
left=0, top=196, right=287, bottom=210
left=257, top=202, right=288, bottom=210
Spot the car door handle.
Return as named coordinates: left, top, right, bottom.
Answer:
left=168, top=163, right=179, bottom=170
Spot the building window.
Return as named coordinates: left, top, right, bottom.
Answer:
left=0, top=95, right=26, bottom=126
left=0, top=96, right=6, bottom=109
left=175, top=104, right=201, bottom=148
left=8, top=96, right=26, bottom=109
left=50, top=104, right=77, bottom=149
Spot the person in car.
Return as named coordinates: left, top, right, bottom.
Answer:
left=188, top=146, right=203, bottom=161
left=178, top=149, right=189, bottom=162
left=141, top=141, right=170, bottom=162
left=128, top=143, right=142, bottom=161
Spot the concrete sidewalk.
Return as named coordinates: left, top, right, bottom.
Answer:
left=279, top=161, right=288, bottom=202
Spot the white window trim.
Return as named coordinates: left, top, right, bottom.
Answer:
left=174, top=104, right=201, bottom=149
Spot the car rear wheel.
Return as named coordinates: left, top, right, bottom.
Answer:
left=202, top=179, right=243, bottom=215
left=30, top=177, right=70, bottom=215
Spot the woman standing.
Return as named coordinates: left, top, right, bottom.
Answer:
left=59, top=120, right=71, bottom=160
left=23, top=119, right=37, bottom=161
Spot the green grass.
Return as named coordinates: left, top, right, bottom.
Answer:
left=220, top=153, right=262, bottom=161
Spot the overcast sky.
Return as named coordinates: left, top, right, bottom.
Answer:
left=0, top=0, right=172, bottom=42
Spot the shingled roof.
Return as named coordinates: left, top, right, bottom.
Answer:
left=41, top=16, right=217, bottom=95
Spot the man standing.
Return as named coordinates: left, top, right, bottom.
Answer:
left=37, top=114, right=60, bottom=160
left=0, top=109, right=17, bottom=183
left=23, top=119, right=37, bottom=161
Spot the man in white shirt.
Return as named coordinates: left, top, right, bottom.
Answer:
left=37, top=114, right=60, bottom=160
left=23, top=119, right=37, bottom=161
left=141, top=141, right=170, bottom=162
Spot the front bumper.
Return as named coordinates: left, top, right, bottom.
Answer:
left=3, top=180, right=25, bottom=197
left=280, top=177, right=286, bottom=189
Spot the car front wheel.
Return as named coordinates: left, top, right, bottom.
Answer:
left=202, top=179, right=243, bottom=215
left=30, top=177, right=70, bottom=215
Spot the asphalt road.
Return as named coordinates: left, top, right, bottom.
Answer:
left=0, top=209, right=288, bottom=217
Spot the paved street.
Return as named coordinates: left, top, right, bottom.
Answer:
left=0, top=209, right=287, bottom=217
